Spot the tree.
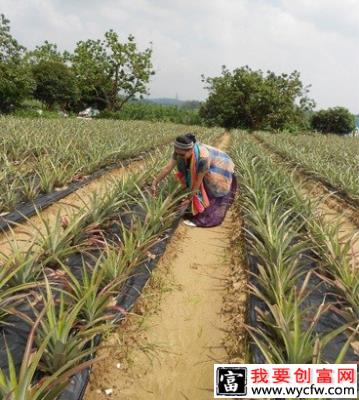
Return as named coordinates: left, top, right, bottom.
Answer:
left=0, top=14, right=34, bottom=112
left=199, top=65, right=314, bottom=131
left=311, top=107, right=355, bottom=135
left=70, top=30, right=155, bottom=111
left=0, top=14, right=25, bottom=63
left=32, top=61, right=78, bottom=110
left=25, top=40, right=65, bottom=64
left=70, top=38, right=111, bottom=110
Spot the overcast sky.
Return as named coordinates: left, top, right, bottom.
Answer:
left=1, top=0, right=358, bottom=112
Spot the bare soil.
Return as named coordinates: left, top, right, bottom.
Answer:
left=0, top=160, right=146, bottom=256
left=84, top=132, right=248, bottom=399
left=254, top=134, right=359, bottom=227
left=252, top=134, right=359, bottom=360
left=300, top=177, right=359, bottom=255
left=0, top=133, right=230, bottom=256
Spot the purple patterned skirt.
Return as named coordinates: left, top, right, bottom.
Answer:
left=189, top=174, right=237, bottom=228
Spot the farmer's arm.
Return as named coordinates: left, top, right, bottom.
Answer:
left=151, top=159, right=176, bottom=194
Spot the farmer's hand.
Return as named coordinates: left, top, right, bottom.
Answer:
left=179, top=197, right=191, bottom=209
left=151, top=180, right=158, bottom=196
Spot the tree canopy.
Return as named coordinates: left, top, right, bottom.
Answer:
left=1, top=12, right=356, bottom=133
left=311, top=107, right=356, bottom=135
left=25, top=41, right=65, bottom=64
left=199, top=65, right=315, bottom=131
left=70, top=30, right=155, bottom=111
left=32, top=61, right=78, bottom=109
left=1, top=14, right=155, bottom=113
left=0, top=14, right=34, bottom=112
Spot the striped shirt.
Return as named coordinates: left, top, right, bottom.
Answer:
left=172, top=143, right=234, bottom=197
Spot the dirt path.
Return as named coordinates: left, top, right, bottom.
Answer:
left=301, top=179, right=359, bottom=255
left=85, top=132, right=242, bottom=399
left=0, top=159, right=147, bottom=256
left=253, top=135, right=359, bottom=259
left=0, top=134, right=229, bottom=256
left=215, top=131, right=231, bottom=149
left=254, top=134, right=359, bottom=226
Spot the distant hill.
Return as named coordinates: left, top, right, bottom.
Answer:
left=146, top=98, right=185, bottom=106
left=356, top=115, right=359, bottom=128
left=143, top=98, right=202, bottom=109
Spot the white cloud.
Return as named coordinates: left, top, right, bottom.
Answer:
left=280, top=0, right=359, bottom=38
left=0, top=0, right=358, bottom=111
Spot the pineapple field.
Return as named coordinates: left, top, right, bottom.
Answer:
left=0, top=117, right=358, bottom=400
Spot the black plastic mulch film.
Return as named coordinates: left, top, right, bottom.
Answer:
left=60, top=213, right=183, bottom=400
left=241, top=137, right=359, bottom=399
left=244, top=223, right=359, bottom=399
left=0, top=139, right=173, bottom=234
left=254, top=134, right=359, bottom=211
left=0, top=198, right=184, bottom=400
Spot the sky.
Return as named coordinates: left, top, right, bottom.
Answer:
left=1, top=0, right=358, bottom=112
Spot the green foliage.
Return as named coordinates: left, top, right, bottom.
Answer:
left=0, top=14, right=25, bottom=63
left=200, top=65, right=314, bottom=131
left=231, top=132, right=357, bottom=364
left=259, top=132, right=359, bottom=200
left=25, top=40, right=65, bottom=64
left=35, top=282, right=105, bottom=375
left=98, top=101, right=201, bottom=125
left=311, top=107, right=355, bottom=135
left=32, top=61, right=79, bottom=110
left=0, top=309, right=97, bottom=399
left=1, top=14, right=155, bottom=114
left=181, top=100, right=202, bottom=110
left=11, top=99, right=75, bottom=118
left=0, top=117, right=220, bottom=213
left=70, top=30, right=154, bottom=111
left=11, top=107, right=67, bottom=118
left=0, top=63, right=35, bottom=113
left=0, top=14, right=34, bottom=113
